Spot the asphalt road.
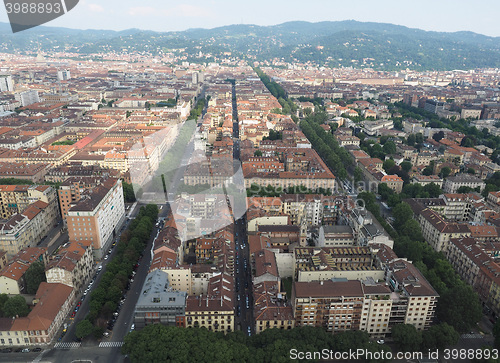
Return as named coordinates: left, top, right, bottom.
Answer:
left=37, top=201, right=164, bottom=363
left=231, top=87, right=254, bottom=335
left=0, top=346, right=124, bottom=363
left=234, top=217, right=253, bottom=334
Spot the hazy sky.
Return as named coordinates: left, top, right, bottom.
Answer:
left=1, top=0, right=500, bottom=37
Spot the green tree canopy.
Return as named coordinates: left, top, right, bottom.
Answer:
left=493, top=319, right=500, bottom=348
left=76, top=319, right=95, bottom=339
left=3, top=295, right=29, bottom=318
left=407, top=134, right=416, bottom=146
left=378, top=183, right=393, bottom=201
left=432, top=131, right=445, bottom=142
left=382, top=159, right=395, bottom=173
left=421, top=323, right=460, bottom=350
left=391, top=324, right=422, bottom=352
left=122, top=324, right=389, bottom=363
left=423, top=182, right=442, bottom=198
left=400, top=161, right=412, bottom=173
left=392, top=202, right=414, bottom=229
left=440, top=166, right=452, bottom=178
left=423, top=165, right=434, bottom=176
left=437, top=283, right=482, bottom=333
left=122, top=181, right=136, bottom=203
left=382, top=140, right=397, bottom=155
left=0, top=294, right=8, bottom=317
left=24, top=261, right=46, bottom=294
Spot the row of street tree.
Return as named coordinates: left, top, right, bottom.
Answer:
left=76, top=204, right=158, bottom=339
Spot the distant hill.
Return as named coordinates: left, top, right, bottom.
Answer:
left=1, top=20, right=500, bottom=70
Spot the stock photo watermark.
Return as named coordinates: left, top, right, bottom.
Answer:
left=4, top=0, right=79, bottom=33
left=290, top=348, right=499, bottom=361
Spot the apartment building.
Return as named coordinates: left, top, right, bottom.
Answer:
left=184, top=158, right=235, bottom=187
left=443, top=174, right=486, bottom=194
left=58, top=177, right=105, bottom=221
left=253, top=249, right=280, bottom=285
left=0, top=163, right=47, bottom=183
left=380, top=175, right=404, bottom=193
left=441, top=194, right=475, bottom=221
left=410, top=175, right=443, bottom=188
left=0, top=74, right=13, bottom=92
left=446, top=237, right=500, bottom=316
left=0, top=199, right=58, bottom=258
left=294, top=247, right=385, bottom=283
left=360, top=119, right=394, bottom=136
left=253, top=281, right=294, bottom=334
left=360, top=282, right=393, bottom=338
left=45, top=240, right=94, bottom=291
left=243, top=149, right=336, bottom=191
left=385, top=260, right=438, bottom=331
left=347, top=208, right=394, bottom=249
left=0, top=247, right=47, bottom=294
left=317, top=225, right=356, bottom=247
left=336, top=135, right=360, bottom=147
left=416, top=208, right=471, bottom=252
left=0, top=282, right=74, bottom=346
left=67, top=177, right=125, bottom=258
left=0, top=184, right=57, bottom=220
left=292, top=280, right=365, bottom=332
left=15, top=90, right=40, bottom=107
left=257, top=224, right=306, bottom=250
left=184, top=273, right=235, bottom=333
left=134, top=270, right=187, bottom=329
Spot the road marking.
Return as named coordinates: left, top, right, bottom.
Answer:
left=99, top=341, right=124, bottom=348
left=461, top=333, right=484, bottom=339
left=54, top=342, right=81, bottom=349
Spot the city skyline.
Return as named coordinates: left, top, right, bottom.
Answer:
left=1, top=0, right=500, bottom=37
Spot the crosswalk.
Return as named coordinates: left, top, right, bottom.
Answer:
left=54, top=342, right=81, bottom=349
left=99, top=341, right=124, bottom=348
left=461, top=333, right=483, bottom=339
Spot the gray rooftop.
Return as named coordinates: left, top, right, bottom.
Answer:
left=135, top=270, right=187, bottom=310
left=323, top=225, right=353, bottom=234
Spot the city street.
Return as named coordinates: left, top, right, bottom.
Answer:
left=29, top=201, right=166, bottom=363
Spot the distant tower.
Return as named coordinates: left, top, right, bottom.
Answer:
left=0, top=75, right=14, bottom=92
left=192, top=71, right=199, bottom=84
left=36, top=53, right=45, bottom=63
left=57, top=69, right=71, bottom=81
left=15, top=90, right=40, bottom=106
